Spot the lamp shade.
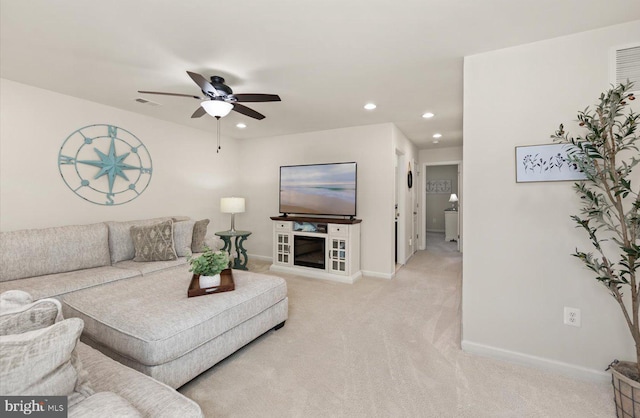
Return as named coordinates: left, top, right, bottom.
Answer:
left=201, top=100, right=233, bottom=117
left=449, top=193, right=459, bottom=203
left=220, top=197, right=245, bottom=214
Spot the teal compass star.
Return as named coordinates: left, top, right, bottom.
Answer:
left=59, top=124, right=153, bottom=206
left=77, top=136, right=140, bottom=194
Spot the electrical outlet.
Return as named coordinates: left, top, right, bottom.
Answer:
left=564, top=307, right=581, bottom=327
left=432, top=217, right=436, bottom=224
left=409, top=238, right=412, bottom=246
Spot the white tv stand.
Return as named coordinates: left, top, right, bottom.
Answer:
left=269, top=216, right=362, bottom=284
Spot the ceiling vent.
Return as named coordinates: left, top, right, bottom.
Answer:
left=134, top=97, right=160, bottom=106
left=611, top=43, right=640, bottom=94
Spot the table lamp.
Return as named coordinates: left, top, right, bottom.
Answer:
left=220, top=197, right=245, bottom=232
left=449, top=193, right=459, bottom=211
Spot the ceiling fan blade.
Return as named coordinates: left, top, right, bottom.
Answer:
left=232, top=103, right=265, bottom=120
left=187, top=71, right=218, bottom=97
left=191, top=106, right=207, bottom=118
left=233, top=94, right=281, bottom=103
left=138, top=91, right=202, bottom=99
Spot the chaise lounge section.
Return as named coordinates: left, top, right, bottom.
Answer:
left=0, top=217, right=288, bottom=390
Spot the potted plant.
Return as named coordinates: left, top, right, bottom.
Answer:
left=552, top=82, right=639, bottom=415
left=188, top=247, right=230, bottom=288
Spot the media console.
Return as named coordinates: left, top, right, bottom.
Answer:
left=269, top=216, right=362, bottom=284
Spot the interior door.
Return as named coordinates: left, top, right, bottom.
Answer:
left=411, top=160, right=418, bottom=255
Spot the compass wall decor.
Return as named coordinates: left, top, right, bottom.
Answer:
left=58, top=124, right=153, bottom=205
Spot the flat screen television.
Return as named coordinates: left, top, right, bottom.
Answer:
left=279, top=162, right=357, bottom=217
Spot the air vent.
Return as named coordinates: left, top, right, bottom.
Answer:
left=611, top=43, right=640, bottom=94
left=134, top=97, right=160, bottom=106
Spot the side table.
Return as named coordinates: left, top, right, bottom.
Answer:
left=215, top=230, right=252, bottom=270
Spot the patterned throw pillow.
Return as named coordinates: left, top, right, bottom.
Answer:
left=191, top=219, right=210, bottom=253
left=0, top=296, right=60, bottom=336
left=130, top=220, right=177, bottom=262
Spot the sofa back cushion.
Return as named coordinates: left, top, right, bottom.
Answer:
left=106, top=217, right=171, bottom=264
left=173, top=220, right=195, bottom=257
left=0, top=223, right=111, bottom=282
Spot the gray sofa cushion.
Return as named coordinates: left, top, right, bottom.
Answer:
left=0, top=266, right=140, bottom=300
left=69, top=392, right=142, bottom=418
left=0, top=223, right=110, bottom=282
left=62, top=267, right=288, bottom=366
left=76, top=343, right=203, bottom=417
left=106, top=217, right=171, bottom=264
left=173, top=220, right=195, bottom=257
left=113, top=258, right=188, bottom=275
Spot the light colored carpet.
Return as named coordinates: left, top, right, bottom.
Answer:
left=179, top=247, right=613, bottom=417
left=425, top=231, right=458, bottom=253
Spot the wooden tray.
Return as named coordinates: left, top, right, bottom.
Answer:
left=188, top=269, right=235, bottom=298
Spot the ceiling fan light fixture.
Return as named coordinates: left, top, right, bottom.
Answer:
left=201, top=100, right=233, bottom=117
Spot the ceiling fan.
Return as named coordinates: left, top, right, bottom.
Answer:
left=138, top=71, right=281, bottom=120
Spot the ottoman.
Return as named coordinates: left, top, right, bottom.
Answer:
left=61, top=265, right=288, bottom=388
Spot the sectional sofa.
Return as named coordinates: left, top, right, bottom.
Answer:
left=1, top=292, right=204, bottom=417
left=0, top=217, right=289, bottom=411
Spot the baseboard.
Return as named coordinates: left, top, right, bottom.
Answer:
left=361, top=270, right=394, bottom=280
left=248, top=254, right=272, bottom=262
left=269, top=264, right=361, bottom=284
left=461, top=340, right=610, bottom=382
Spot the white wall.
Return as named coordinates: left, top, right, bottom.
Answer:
left=1, top=79, right=409, bottom=278
left=0, top=79, right=240, bottom=231
left=419, top=146, right=462, bottom=164
left=237, top=123, right=398, bottom=277
left=463, top=21, right=640, bottom=379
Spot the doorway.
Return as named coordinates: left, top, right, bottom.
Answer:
left=395, top=150, right=406, bottom=266
left=422, top=162, right=462, bottom=252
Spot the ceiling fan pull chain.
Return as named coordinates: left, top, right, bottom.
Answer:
left=216, top=116, right=221, bottom=153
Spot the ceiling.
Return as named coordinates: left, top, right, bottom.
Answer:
left=1, top=1, right=639, bottom=149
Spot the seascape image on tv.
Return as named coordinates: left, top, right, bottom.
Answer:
left=280, top=163, right=356, bottom=216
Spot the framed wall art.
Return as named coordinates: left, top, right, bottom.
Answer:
left=425, top=179, right=452, bottom=194
left=515, top=143, right=587, bottom=183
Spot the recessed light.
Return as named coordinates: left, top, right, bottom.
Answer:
left=364, top=103, right=377, bottom=110
left=432, top=140, right=439, bottom=144
left=236, top=123, right=247, bottom=129
left=433, top=133, right=442, bottom=139
left=422, top=112, right=435, bottom=119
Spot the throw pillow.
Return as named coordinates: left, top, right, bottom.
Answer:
left=173, top=220, right=196, bottom=257
left=0, top=291, right=61, bottom=335
left=130, top=220, right=178, bottom=262
left=191, top=219, right=210, bottom=253
left=0, top=318, right=86, bottom=396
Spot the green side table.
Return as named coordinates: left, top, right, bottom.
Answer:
left=215, top=230, right=252, bottom=270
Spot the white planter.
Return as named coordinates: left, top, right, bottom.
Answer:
left=199, top=274, right=221, bottom=288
